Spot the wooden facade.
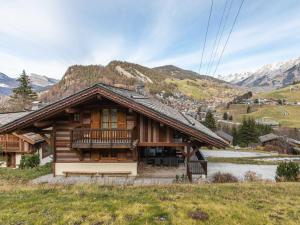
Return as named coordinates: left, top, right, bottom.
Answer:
left=50, top=98, right=188, bottom=165
left=0, top=84, right=228, bottom=178
left=0, top=133, right=44, bottom=168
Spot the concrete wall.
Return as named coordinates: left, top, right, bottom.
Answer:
left=15, top=153, right=22, bottom=168
left=54, top=162, right=138, bottom=176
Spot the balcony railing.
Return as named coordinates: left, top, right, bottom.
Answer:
left=71, top=128, right=133, bottom=149
left=0, top=140, right=20, bottom=152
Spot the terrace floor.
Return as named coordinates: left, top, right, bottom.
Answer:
left=137, top=162, right=186, bottom=178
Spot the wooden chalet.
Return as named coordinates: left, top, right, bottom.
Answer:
left=0, top=83, right=228, bottom=179
left=0, top=112, right=51, bottom=168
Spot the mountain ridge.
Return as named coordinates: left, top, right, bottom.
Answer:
left=222, top=57, right=300, bottom=91
left=40, top=61, right=243, bottom=110
left=0, top=72, right=59, bottom=95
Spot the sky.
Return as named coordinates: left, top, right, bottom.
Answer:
left=0, top=0, right=300, bottom=79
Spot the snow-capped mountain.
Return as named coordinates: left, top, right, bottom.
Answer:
left=224, top=57, right=300, bottom=91
left=0, top=72, right=19, bottom=95
left=29, top=73, right=59, bottom=91
left=218, top=72, right=251, bottom=83
left=0, top=72, right=59, bottom=96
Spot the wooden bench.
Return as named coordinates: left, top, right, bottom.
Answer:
left=63, top=171, right=97, bottom=177
left=63, top=171, right=131, bottom=178
left=97, top=171, right=131, bottom=177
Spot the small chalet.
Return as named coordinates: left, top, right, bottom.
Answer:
left=0, top=83, right=227, bottom=179
left=0, top=112, right=51, bottom=168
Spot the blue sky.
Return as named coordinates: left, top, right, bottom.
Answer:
left=0, top=0, right=300, bottom=79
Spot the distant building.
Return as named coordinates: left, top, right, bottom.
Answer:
left=216, top=130, right=233, bottom=145
left=255, top=118, right=279, bottom=127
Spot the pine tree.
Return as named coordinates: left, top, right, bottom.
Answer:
left=232, top=126, right=239, bottom=146
left=246, top=105, right=251, bottom=113
left=223, top=112, right=228, bottom=120
left=203, top=111, right=217, bottom=131
left=9, top=70, right=37, bottom=111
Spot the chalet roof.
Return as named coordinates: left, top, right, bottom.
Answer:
left=259, top=133, right=279, bottom=143
left=0, top=111, right=31, bottom=125
left=0, top=112, right=44, bottom=144
left=0, top=83, right=228, bottom=148
left=216, top=130, right=233, bottom=143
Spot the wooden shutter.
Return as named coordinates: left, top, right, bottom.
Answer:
left=117, top=110, right=126, bottom=128
left=91, top=110, right=100, bottom=129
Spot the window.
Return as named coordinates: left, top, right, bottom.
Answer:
left=100, top=149, right=110, bottom=158
left=99, top=149, right=119, bottom=159
left=102, top=109, right=109, bottom=128
left=101, top=108, right=120, bottom=129
left=74, top=113, right=80, bottom=122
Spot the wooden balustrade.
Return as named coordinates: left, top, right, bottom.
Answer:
left=188, top=160, right=207, bottom=176
left=71, top=128, right=133, bottom=148
left=0, top=135, right=20, bottom=152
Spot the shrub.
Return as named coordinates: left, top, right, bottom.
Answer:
left=244, top=171, right=262, bottom=182
left=211, top=172, right=238, bottom=183
left=275, top=161, right=300, bottom=182
left=19, top=154, right=40, bottom=169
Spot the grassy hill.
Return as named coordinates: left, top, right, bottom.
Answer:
left=40, top=61, right=243, bottom=104
left=218, top=104, right=300, bottom=128
left=165, top=78, right=241, bottom=102
left=0, top=181, right=299, bottom=224
left=258, top=83, right=300, bottom=102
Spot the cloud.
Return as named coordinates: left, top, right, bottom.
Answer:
left=0, top=52, right=68, bottom=77
left=0, top=0, right=68, bottom=45
left=0, top=0, right=299, bottom=79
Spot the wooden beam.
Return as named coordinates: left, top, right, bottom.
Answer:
left=34, top=120, right=53, bottom=128
left=65, top=108, right=80, bottom=114
left=96, top=94, right=102, bottom=100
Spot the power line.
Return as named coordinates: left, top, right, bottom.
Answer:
left=212, top=0, right=245, bottom=76
left=205, top=0, right=229, bottom=75
left=198, top=0, right=214, bottom=75
left=208, top=0, right=233, bottom=75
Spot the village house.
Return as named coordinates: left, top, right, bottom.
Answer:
left=0, top=83, right=227, bottom=180
left=0, top=112, right=52, bottom=168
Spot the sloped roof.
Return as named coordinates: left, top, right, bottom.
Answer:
left=259, top=133, right=279, bottom=143
left=0, top=111, right=31, bottom=125
left=0, top=112, right=44, bottom=144
left=0, top=83, right=228, bottom=148
left=216, top=130, right=233, bottom=143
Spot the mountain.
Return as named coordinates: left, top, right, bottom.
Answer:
left=153, top=65, right=226, bottom=83
left=227, top=57, right=300, bottom=92
left=41, top=61, right=243, bottom=112
left=0, top=72, right=58, bottom=95
left=0, top=72, right=19, bottom=95
left=218, top=72, right=251, bottom=83
left=29, top=73, right=59, bottom=91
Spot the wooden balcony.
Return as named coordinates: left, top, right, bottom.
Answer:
left=71, top=128, right=134, bottom=149
left=0, top=141, right=19, bottom=152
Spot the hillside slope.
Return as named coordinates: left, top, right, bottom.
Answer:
left=41, top=61, right=243, bottom=107
left=258, top=83, right=300, bottom=102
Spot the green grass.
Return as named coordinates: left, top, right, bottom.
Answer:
left=258, top=84, right=300, bottom=102
left=165, top=78, right=242, bottom=101
left=0, top=183, right=299, bottom=224
left=0, top=163, right=52, bottom=183
left=218, top=104, right=300, bottom=128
